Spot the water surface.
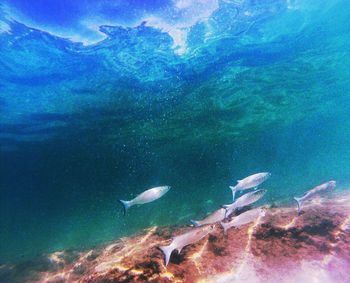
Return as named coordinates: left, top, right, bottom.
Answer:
left=1, top=0, right=350, bottom=264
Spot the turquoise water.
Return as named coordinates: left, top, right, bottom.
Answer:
left=1, top=0, right=350, bottom=264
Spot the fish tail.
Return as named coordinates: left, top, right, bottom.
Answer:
left=222, top=206, right=233, bottom=219
left=220, top=222, right=229, bottom=234
left=159, top=245, right=174, bottom=267
left=229, top=186, right=237, bottom=201
left=118, top=199, right=131, bottom=216
left=293, top=197, right=303, bottom=215
left=190, top=220, right=200, bottom=227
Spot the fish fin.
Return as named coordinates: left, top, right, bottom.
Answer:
left=220, top=205, right=228, bottom=218
left=220, top=222, right=229, bottom=234
left=293, top=197, right=303, bottom=215
left=225, top=208, right=234, bottom=218
left=118, top=200, right=131, bottom=216
left=159, top=245, right=174, bottom=267
left=190, top=220, right=200, bottom=227
left=229, top=186, right=237, bottom=201
left=237, top=179, right=242, bottom=183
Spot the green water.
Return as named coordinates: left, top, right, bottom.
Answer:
left=1, top=0, right=350, bottom=264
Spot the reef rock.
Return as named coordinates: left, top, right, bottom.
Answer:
left=1, top=192, right=350, bottom=283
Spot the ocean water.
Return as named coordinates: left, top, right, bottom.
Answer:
left=1, top=0, right=350, bottom=265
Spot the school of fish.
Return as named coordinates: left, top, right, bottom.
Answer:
left=118, top=173, right=336, bottom=266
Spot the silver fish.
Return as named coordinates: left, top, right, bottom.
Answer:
left=220, top=207, right=266, bottom=234
left=118, top=186, right=171, bottom=215
left=230, top=172, right=271, bottom=200
left=222, top=189, right=266, bottom=218
left=159, top=224, right=215, bottom=266
left=190, top=208, right=226, bottom=227
left=294, top=180, right=336, bottom=214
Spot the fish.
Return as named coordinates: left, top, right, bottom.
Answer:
left=222, top=189, right=266, bottom=218
left=220, top=207, right=266, bottom=234
left=159, top=224, right=215, bottom=266
left=230, top=172, right=271, bottom=200
left=293, top=180, right=336, bottom=214
left=190, top=208, right=226, bottom=227
left=118, top=186, right=171, bottom=215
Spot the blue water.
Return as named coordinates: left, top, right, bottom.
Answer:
left=1, top=0, right=350, bottom=264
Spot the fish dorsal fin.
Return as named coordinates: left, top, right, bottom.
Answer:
left=237, top=179, right=242, bottom=183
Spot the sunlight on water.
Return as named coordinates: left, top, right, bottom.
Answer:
left=1, top=2, right=350, bottom=283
